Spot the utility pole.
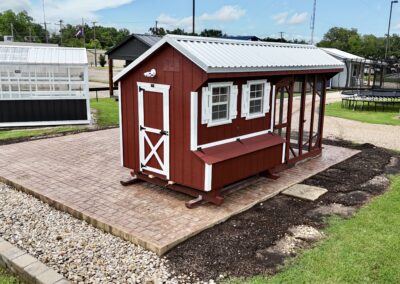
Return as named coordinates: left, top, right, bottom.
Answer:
left=82, top=18, right=86, bottom=48
left=385, top=0, right=398, bottom=59
left=42, top=0, right=49, bottom=43
left=92, top=21, right=97, bottom=66
left=192, top=0, right=195, bottom=35
left=279, top=31, right=285, bottom=42
left=310, top=0, right=316, bottom=45
left=58, top=19, right=64, bottom=46
left=10, top=23, right=14, bottom=38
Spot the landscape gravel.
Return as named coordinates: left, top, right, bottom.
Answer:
left=0, top=183, right=199, bottom=284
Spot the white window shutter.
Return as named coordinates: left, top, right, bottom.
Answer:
left=201, top=86, right=211, bottom=124
left=230, top=85, right=238, bottom=119
left=263, top=82, right=271, bottom=114
left=241, top=84, right=249, bottom=118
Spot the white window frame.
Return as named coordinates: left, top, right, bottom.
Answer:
left=241, top=79, right=271, bottom=120
left=201, top=81, right=238, bottom=127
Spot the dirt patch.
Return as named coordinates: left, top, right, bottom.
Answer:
left=165, top=141, right=400, bottom=282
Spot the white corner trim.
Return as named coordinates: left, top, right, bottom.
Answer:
left=204, top=163, right=213, bottom=192
left=190, top=91, right=198, bottom=151
left=282, top=142, right=286, bottom=164
left=118, top=81, right=124, bottom=167
left=270, top=85, right=276, bottom=131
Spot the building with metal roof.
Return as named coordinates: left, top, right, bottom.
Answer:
left=115, top=35, right=344, bottom=207
left=0, top=45, right=90, bottom=127
left=321, top=47, right=366, bottom=88
left=105, top=34, right=161, bottom=96
left=115, top=35, right=344, bottom=81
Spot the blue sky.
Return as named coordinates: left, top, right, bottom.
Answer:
left=2, top=0, right=400, bottom=42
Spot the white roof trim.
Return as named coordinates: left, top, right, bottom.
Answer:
left=320, top=48, right=365, bottom=61
left=114, top=35, right=344, bottom=82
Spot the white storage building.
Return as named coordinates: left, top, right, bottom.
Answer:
left=0, top=45, right=90, bottom=127
left=321, top=48, right=366, bottom=89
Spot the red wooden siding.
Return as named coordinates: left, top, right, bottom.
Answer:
left=120, top=44, right=207, bottom=190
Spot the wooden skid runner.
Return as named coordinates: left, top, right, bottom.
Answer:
left=120, top=170, right=281, bottom=208
left=120, top=171, right=224, bottom=208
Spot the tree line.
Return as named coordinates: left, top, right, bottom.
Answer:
left=317, top=27, right=399, bottom=60
left=0, top=10, right=130, bottom=50
left=1, top=9, right=398, bottom=60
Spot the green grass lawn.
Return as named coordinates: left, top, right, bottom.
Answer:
left=90, top=98, right=119, bottom=127
left=325, top=102, right=400, bottom=126
left=0, top=266, right=20, bottom=284
left=0, top=126, right=84, bottom=141
left=227, top=175, right=400, bottom=284
left=0, top=98, right=119, bottom=142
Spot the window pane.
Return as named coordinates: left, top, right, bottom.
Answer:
left=250, top=99, right=262, bottom=114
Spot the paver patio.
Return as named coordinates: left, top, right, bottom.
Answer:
left=0, top=129, right=359, bottom=255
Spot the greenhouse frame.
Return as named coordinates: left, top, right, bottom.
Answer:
left=0, top=45, right=90, bottom=127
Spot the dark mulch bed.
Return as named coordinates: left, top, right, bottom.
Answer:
left=165, top=140, right=400, bottom=282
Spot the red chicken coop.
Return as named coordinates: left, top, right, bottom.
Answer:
left=114, top=35, right=344, bottom=208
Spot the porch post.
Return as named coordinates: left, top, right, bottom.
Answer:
left=108, top=58, right=114, bottom=97
left=318, top=77, right=327, bottom=148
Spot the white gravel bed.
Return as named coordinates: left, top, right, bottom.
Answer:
left=0, top=183, right=198, bottom=283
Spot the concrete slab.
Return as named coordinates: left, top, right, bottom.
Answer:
left=282, top=184, right=328, bottom=201
left=0, top=129, right=360, bottom=255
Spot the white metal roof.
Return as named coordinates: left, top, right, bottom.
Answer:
left=320, top=48, right=364, bottom=61
left=114, top=34, right=344, bottom=82
left=0, top=45, right=87, bottom=65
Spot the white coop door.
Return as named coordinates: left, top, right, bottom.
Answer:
left=137, top=82, right=170, bottom=179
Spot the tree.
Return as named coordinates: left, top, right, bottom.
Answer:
left=317, top=27, right=360, bottom=52
left=200, top=29, right=225, bottom=37
left=149, top=27, right=166, bottom=36
left=0, top=10, right=45, bottom=42
left=99, top=54, right=106, bottom=67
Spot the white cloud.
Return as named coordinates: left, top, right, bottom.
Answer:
left=272, top=12, right=288, bottom=25
left=0, top=0, right=31, bottom=13
left=157, top=5, right=246, bottom=30
left=394, top=23, right=400, bottom=30
left=272, top=11, right=308, bottom=26
left=287, top=12, right=308, bottom=25
left=157, top=14, right=192, bottom=29
left=200, top=5, right=246, bottom=22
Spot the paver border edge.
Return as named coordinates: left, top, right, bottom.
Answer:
left=0, top=237, right=69, bottom=284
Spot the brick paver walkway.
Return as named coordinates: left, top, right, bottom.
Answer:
left=0, top=129, right=359, bottom=255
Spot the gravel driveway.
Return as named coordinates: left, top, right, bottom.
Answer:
left=324, top=117, right=400, bottom=151
left=323, top=91, right=400, bottom=151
